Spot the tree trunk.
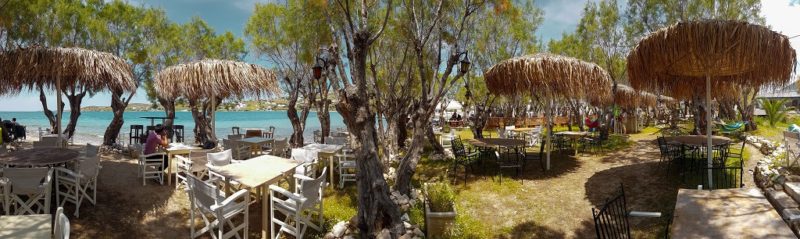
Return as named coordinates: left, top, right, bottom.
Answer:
left=337, top=35, right=403, bottom=237
left=102, top=89, right=131, bottom=146
left=189, top=99, right=216, bottom=145
left=286, top=87, right=305, bottom=147
left=316, top=100, right=331, bottom=144
left=63, top=91, right=87, bottom=139
left=158, top=98, right=176, bottom=128
left=395, top=112, right=408, bottom=148
left=38, top=87, right=60, bottom=134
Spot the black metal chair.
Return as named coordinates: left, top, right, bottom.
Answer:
left=450, top=137, right=479, bottom=185
left=231, top=126, right=240, bottom=135
left=494, top=147, right=523, bottom=184
left=700, top=160, right=744, bottom=190
left=725, top=139, right=746, bottom=164
left=592, top=184, right=665, bottom=239
left=173, top=125, right=185, bottom=143
left=129, top=125, right=143, bottom=145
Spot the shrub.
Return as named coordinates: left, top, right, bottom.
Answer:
left=427, top=183, right=455, bottom=212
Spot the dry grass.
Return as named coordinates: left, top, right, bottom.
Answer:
left=154, top=59, right=280, bottom=101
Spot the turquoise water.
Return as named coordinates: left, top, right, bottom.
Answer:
left=0, top=111, right=345, bottom=144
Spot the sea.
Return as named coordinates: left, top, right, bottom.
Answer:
left=0, top=111, right=345, bottom=145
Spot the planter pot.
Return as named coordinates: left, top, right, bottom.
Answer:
left=424, top=201, right=456, bottom=238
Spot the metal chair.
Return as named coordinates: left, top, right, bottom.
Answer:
left=231, top=126, right=241, bottom=136
left=592, top=184, right=664, bottom=239
left=173, top=125, right=185, bottom=143
left=129, top=125, right=143, bottom=145
left=494, top=147, right=523, bottom=184
left=450, top=137, right=479, bottom=185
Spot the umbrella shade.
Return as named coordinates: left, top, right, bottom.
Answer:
left=154, top=59, right=280, bottom=101
left=628, top=20, right=796, bottom=92
left=484, top=53, right=612, bottom=100
left=0, top=46, right=136, bottom=94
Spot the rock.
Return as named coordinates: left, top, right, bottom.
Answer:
left=399, top=234, right=412, bottom=239
left=788, top=175, right=800, bottom=182
left=377, top=229, right=392, bottom=239
left=344, top=236, right=355, bottom=239
left=323, top=232, right=336, bottom=239
left=401, top=204, right=410, bottom=211
left=332, top=221, right=348, bottom=237
left=401, top=213, right=410, bottom=222
left=404, top=221, right=412, bottom=229
left=413, top=228, right=424, bottom=236
left=785, top=182, right=800, bottom=202
left=781, top=208, right=800, bottom=221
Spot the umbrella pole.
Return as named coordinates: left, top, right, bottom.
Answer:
left=545, top=98, right=553, bottom=170
left=211, top=94, right=216, bottom=143
left=706, top=75, right=713, bottom=189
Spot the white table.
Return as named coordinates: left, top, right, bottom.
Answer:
left=671, top=188, right=795, bottom=238
left=209, top=155, right=300, bottom=239
left=165, top=144, right=201, bottom=185
left=0, top=214, right=52, bottom=238
left=303, top=143, right=344, bottom=187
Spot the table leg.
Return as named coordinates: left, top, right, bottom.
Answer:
left=262, top=183, right=269, bottom=239
left=329, top=154, right=335, bottom=188
left=167, top=152, right=173, bottom=185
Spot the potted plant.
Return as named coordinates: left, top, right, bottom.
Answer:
left=424, top=182, right=456, bottom=238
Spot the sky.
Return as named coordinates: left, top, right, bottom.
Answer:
left=1, top=0, right=798, bottom=111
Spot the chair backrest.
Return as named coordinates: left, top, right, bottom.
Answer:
left=5, top=167, right=51, bottom=194
left=187, top=175, right=223, bottom=210
left=291, top=148, right=317, bottom=164
left=269, top=126, right=276, bottom=133
left=231, top=126, right=240, bottom=135
left=189, top=150, right=209, bottom=165
left=326, top=136, right=347, bottom=146
left=78, top=152, right=102, bottom=179
left=299, top=167, right=327, bottom=206
left=592, top=184, right=631, bottom=239
left=702, top=161, right=744, bottom=190
left=271, top=138, right=288, bottom=156
left=228, top=134, right=243, bottom=140
left=207, top=149, right=233, bottom=167
left=85, top=143, right=99, bottom=158
left=54, top=207, right=70, bottom=239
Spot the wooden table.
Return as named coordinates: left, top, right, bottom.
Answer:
left=165, top=144, right=201, bottom=185
left=209, top=155, right=300, bottom=239
left=237, top=137, right=273, bottom=155
left=671, top=188, right=795, bottom=238
left=303, top=143, right=344, bottom=187
left=0, top=148, right=79, bottom=167
left=0, top=214, right=52, bottom=238
left=467, top=138, right=527, bottom=148
left=554, top=131, right=590, bottom=154
left=665, top=135, right=731, bottom=147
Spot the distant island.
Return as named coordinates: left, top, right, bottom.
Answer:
left=81, top=99, right=303, bottom=112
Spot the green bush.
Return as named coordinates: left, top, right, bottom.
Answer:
left=427, top=183, right=455, bottom=212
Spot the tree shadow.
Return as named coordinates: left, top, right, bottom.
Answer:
left=495, top=220, right=567, bottom=239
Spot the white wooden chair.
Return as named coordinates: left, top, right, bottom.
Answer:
left=0, top=174, right=8, bottom=215
left=5, top=167, right=53, bottom=215
left=269, top=168, right=327, bottom=239
left=440, top=131, right=455, bottom=149
left=54, top=207, right=70, bottom=239
left=326, top=136, right=356, bottom=188
left=186, top=175, right=249, bottom=239
left=176, top=150, right=210, bottom=189
left=55, top=151, right=102, bottom=217
left=269, top=138, right=289, bottom=158
left=136, top=144, right=167, bottom=186
left=290, top=148, right=318, bottom=177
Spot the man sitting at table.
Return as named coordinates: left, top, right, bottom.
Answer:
left=144, top=125, right=170, bottom=170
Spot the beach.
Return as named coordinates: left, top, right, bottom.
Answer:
left=1, top=111, right=345, bottom=145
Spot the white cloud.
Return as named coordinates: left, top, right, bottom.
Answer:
left=232, top=0, right=277, bottom=12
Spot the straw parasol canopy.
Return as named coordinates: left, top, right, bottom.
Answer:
left=0, top=46, right=135, bottom=141
left=484, top=53, right=612, bottom=170
left=628, top=20, right=796, bottom=93
left=485, top=53, right=612, bottom=100
left=0, top=46, right=136, bottom=94
left=627, top=19, right=796, bottom=189
left=154, top=59, right=280, bottom=101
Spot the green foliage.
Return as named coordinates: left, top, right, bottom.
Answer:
left=426, top=183, right=456, bottom=212
left=761, top=99, right=791, bottom=127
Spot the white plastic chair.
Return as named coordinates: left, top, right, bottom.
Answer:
left=136, top=144, right=166, bottom=186
left=440, top=131, right=455, bottom=148
left=55, top=152, right=102, bottom=217
left=176, top=150, right=210, bottom=189
left=269, top=168, right=327, bottom=239
left=54, top=207, right=70, bottom=239
left=5, top=167, right=53, bottom=215
left=290, top=148, right=318, bottom=177
left=186, top=175, right=249, bottom=239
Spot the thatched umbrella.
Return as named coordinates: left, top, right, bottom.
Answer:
left=154, top=59, right=279, bottom=142
left=628, top=20, right=796, bottom=188
left=0, top=46, right=135, bottom=142
left=485, top=53, right=612, bottom=169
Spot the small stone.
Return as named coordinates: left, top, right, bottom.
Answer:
left=332, top=221, right=348, bottom=237
left=401, top=204, right=410, bottom=211
left=377, top=229, right=392, bottom=239
left=399, top=234, right=412, bottom=239
left=413, top=228, right=424, bottom=236
left=323, top=233, right=336, bottom=239
left=404, top=221, right=412, bottom=229
left=344, top=236, right=355, bottom=239
left=401, top=213, right=410, bottom=222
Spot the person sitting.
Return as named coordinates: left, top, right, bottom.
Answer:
left=144, top=125, right=170, bottom=170
left=585, top=116, right=600, bottom=132
left=450, top=112, right=458, bottom=121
